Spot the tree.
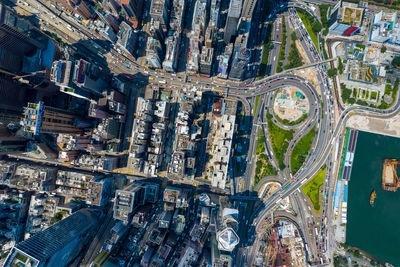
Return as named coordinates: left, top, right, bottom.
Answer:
left=52, top=211, right=66, bottom=223
left=338, top=58, right=344, bottom=74
left=392, top=56, right=400, bottom=67
left=328, top=68, right=337, bottom=78
left=381, top=46, right=387, bottom=53
left=312, top=21, right=322, bottom=33
left=291, top=31, right=297, bottom=41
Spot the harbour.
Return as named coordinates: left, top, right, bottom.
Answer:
left=347, top=130, right=400, bottom=265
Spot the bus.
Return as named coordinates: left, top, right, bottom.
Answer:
left=283, top=184, right=291, bottom=191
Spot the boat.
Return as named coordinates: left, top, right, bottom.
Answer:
left=370, top=190, right=376, bottom=206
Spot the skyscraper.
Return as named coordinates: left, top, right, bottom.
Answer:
left=22, top=102, right=90, bottom=135
left=223, top=0, right=242, bottom=44
left=57, top=0, right=93, bottom=19
left=241, top=0, right=258, bottom=19
left=229, top=34, right=250, bottom=81
left=0, top=4, right=59, bottom=123
left=120, top=0, right=143, bottom=29
left=113, top=183, right=144, bottom=224
left=3, top=208, right=102, bottom=267
left=0, top=4, right=50, bottom=73
left=0, top=127, right=26, bottom=154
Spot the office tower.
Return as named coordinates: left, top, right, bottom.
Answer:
left=113, top=182, right=159, bottom=223
left=223, top=0, right=242, bottom=44
left=87, top=176, right=113, bottom=206
left=57, top=0, right=93, bottom=19
left=0, top=127, right=26, bottom=154
left=51, top=59, right=107, bottom=99
left=120, top=0, right=143, bottom=28
left=0, top=25, right=39, bottom=73
left=117, top=21, right=137, bottom=56
left=0, top=75, right=31, bottom=124
left=146, top=37, right=163, bottom=69
left=241, top=0, right=257, bottom=19
left=163, top=31, right=181, bottom=72
left=22, top=102, right=90, bottom=135
left=0, top=4, right=59, bottom=123
left=74, top=0, right=92, bottom=19
left=113, top=183, right=144, bottom=224
left=150, top=0, right=169, bottom=32
left=217, top=43, right=233, bottom=79
left=0, top=3, right=45, bottom=73
left=200, top=46, right=214, bottom=77
left=228, top=34, right=250, bottom=81
left=105, top=0, right=121, bottom=15
left=3, top=208, right=102, bottom=267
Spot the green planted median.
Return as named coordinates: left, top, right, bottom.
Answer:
left=256, top=129, right=266, bottom=155
left=291, top=126, right=316, bottom=174
left=296, top=8, right=320, bottom=52
left=267, top=113, right=294, bottom=170
left=302, top=166, right=326, bottom=211
left=259, top=22, right=273, bottom=78
left=254, top=95, right=260, bottom=117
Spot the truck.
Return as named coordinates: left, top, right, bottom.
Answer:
left=124, top=62, right=130, bottom=67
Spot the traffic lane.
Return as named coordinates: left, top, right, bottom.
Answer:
left=253, top=91, right=330, bottom=227
left=243, top=95, right=266, bottom=191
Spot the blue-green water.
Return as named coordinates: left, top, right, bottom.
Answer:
left=347, top=131, right=400, bottom=265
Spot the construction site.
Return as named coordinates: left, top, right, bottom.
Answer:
left=254, top=219, right=306, bottom=267
left=382, top=159, right=400, bottom=192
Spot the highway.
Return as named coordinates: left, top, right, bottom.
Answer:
left=13, top=0, right=400, bottom=265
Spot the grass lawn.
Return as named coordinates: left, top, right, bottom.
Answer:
left=274, top=112, right=308, bottom=126
left=254, top=95, right=260, bottom=117
left=256, top=128, right=266, bottom=155
left=285, top=30, right=303, bottom=70
left=267, top=113, right=294, bottom=170
left=254, top=154, right=278, bottom=186
left=296, top=9, right=319, bottom=52
left=302, top=166, right=326, bottom=211
left=291, top=126, right=316, bottom=174
left=343, top=8, right=362, bottom=23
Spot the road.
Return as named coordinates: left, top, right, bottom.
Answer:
left=13, top=0, right=400, bottom=265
